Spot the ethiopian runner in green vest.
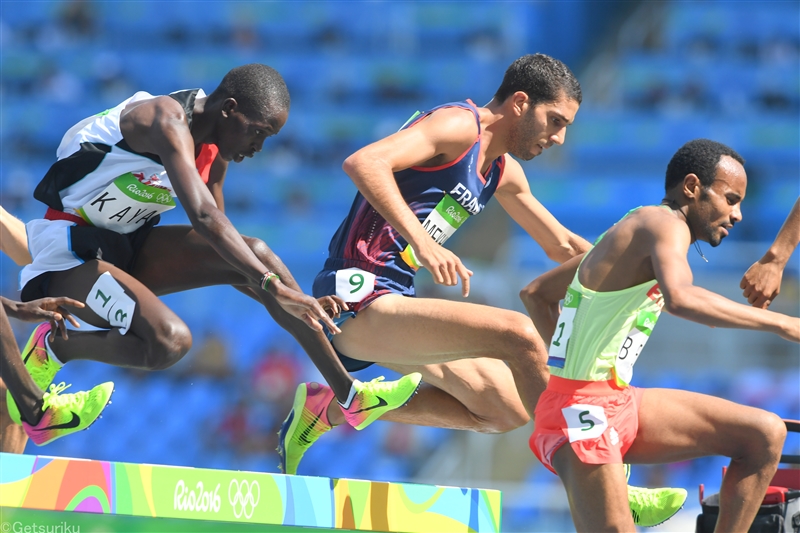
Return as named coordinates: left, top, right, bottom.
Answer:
left=522, top=139, right=799, bottom=532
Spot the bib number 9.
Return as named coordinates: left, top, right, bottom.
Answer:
left=335, top=268, right=376, bottom=303
left=347, top=273, right=364, bottom=294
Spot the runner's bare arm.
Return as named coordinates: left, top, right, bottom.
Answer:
left=651, top=217, right=800, bottom=342
left=120, top=96, right=270, bottom=285
left=520, top=254, right=584, bottom=344
left=740, top=197, right=800, bottom=308
left=495, top=158, right=590, bottom=263
left=342, top=108, right=478, bottom=295
left=207, top=152, right=228, bottom=213
left=0, top=206, right=31, bottom=266
left=119, top=97, right=341, bottom=332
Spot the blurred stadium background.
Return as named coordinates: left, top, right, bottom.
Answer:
left=1, top=1, right=798, bottom=531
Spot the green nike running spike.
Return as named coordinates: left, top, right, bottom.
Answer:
left=628, top=484, right=687, bottom=527
left=22, top=381, right=114, bottom=446
left=7, top=323, right=63, bottom=425
left=342, top=373, right=422, bottom=431
left=277, top=382, right=334, bottom=475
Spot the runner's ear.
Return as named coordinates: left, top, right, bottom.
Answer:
left=221, top=98, right=238, bottom=118
left=682, top=173, right=701, bottom=200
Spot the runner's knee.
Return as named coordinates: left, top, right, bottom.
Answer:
left=736, top=410, right=786, bottom=464
left=472, top=408, right=529, bottom=433
left=753, top=411, right=787, bottom=462
left=246, top=237, right=282, bottom=274
left=501, top=312, right=548, bottom=363
left=145, top=319, right=192, bottom=370
left=470, top=396, right=529, bottom=433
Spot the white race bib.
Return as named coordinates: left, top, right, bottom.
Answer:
left=562, top=404, right=608, bottom=443
left=399, top=193, right=470, bottom=269
left=77, top=172, right=175, bottom=234
left=547, top=287, right=582, bottom=368
left=335, top=268, right=376, bottom=303
left=87, top=272, right=135, bottom=334
left=615, top=310, right=658, bottom=385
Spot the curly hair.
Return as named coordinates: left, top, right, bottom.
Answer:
left=207, top=64, right=290, bottom=119
left=665, top=139, right=745, bottom=191
left=493, top=53, right=582, bottom=106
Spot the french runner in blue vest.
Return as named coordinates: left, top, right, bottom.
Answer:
left=275, top=53, right=686, bottom=526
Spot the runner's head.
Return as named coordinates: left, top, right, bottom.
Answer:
left=665, top=139, right=747, bottom=247
left=206, top=64, right=290, bottom=163
left=493, top=54, right=581, bottom=161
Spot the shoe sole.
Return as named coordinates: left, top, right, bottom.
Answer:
left=639, top=503, right=685, bottom=528
left=31, top=384, right=115, bottom=446
left=276, top=383, right=308, bottom=475
left=635, top=492, right=687, bottom=528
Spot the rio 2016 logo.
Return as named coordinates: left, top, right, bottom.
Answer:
left=228, top=479, right=260, bottom=519
left=173, top=480, right=221, bottom=513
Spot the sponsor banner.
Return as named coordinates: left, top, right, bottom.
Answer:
left=0, top=453, right=502, bottom=533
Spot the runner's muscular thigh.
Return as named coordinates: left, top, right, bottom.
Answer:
left=48, top=260, right=178, bottom=330
left=130, top=226, right=252, bottom=295
left=624, top=388, right=777, bottom=465
left=332, top=294, right=539, bottom=365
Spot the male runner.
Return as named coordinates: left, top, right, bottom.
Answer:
left=740, top=197, right=800, bottom=308
left=1, top=294, right=112, bottom=446
left=278, top=53, right=683, bottom=526
left=521, top=139, right=798, bottom=532
left=11, top=64, right=420, bottom=438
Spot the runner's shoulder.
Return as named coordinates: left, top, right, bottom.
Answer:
left=630, top=205, right=691, bottom=245
left=123, top=94, right=187, bottom=129
left=423, top=106, right=479, bottom=144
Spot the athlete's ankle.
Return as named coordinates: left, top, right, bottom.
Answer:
left=20, top=399, right=44, bottom=426
left=338, top=379, right=360, bottom=410
left=327, top=399, right=345, bottom=426
left=45, top=335, right=65, bottom=366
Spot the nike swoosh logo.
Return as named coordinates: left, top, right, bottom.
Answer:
left=350, top=396, right=388, bottom=414
left=35, top=411, right=81, bottom=431
left=298, top=415, right=320, bottom=445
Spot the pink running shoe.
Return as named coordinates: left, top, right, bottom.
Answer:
left=277, top=382, right=335, bottom=475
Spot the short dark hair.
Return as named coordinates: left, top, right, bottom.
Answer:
left=207, top=64, right=290, bottom=119
left=665, top=139, right=745, bottom=191
left=493, top=53, right=582, bottom=106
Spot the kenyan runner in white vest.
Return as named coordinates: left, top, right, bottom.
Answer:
left=10, top=64, right=422, bottom=443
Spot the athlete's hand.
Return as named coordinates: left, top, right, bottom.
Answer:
left=740, top=259, right=783, bottom=309
left=318, top=295, right=349, bottom=319
left=414, top=241, right=473, bottom=297
left=12, top=297, right=84, bottom=341
left=269, top=280, right=345, bottom=333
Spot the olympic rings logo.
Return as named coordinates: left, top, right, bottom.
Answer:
left=228, top=479, right=260, bottom=519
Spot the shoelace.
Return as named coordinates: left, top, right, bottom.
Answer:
left=42, top=382, right=82, bottom=410
left=354, top=376, right=386, bottom=395
left=628, top=487, right=658, bottom=507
